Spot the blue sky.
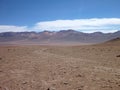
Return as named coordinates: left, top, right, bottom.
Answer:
left=0, top=0, right=120, bottom=33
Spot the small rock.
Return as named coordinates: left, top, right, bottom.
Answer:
left=4, top=87, right=9, bottom=90
left=47, top=88, right=50, bottom=90
left=63, top=82, right=68, bottom=85
left=78, top=89, right=82, bottom=90
left=116, top=55, right=120, bottom=57
left=76, top=74, right=82, bottom=77
left=0, top=57, right=2, bottom=60
left=49, top=87, right=55, bottom=90
left=22, top=81, right=27, bottom=84
left=8, top=49, right=10, bottom=51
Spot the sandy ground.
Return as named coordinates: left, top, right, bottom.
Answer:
left=0, top=43, right=120, bottom=90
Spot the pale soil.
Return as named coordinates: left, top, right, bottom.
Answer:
left=0, top=44, right=120, bottom=90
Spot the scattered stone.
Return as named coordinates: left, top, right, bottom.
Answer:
left=115, top=74, right=120, bottom=79
left=49, top=87, right=55, bottom=90
left=63, top=71, right=66, bottom=74
left=116, top=55, right=120, bottom=57
left=8, top=49, right=10, bottom=51
left=101, top=84, right=112, bottom=88
left=47, top=88, right=50, bottom=90
left=78, top=89, right=82, bottom=90
left=22, top=81, right=27, bottom=84
left=77, top=86, right=84, bottom=90
left=4, top=87, right=9, bottom=90
left=76, top=74, right=82, bottom=77
left=63, top=82, right=69, bottom=85
left=0, top=57, right=2, bottom=60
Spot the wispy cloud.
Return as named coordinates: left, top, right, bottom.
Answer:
left=0, top=18, right=120, bottom=33
left=34, top=18, right=120, bottom=32
left=0, top=25, right=28, bottom=32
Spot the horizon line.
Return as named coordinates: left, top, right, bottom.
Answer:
left=0, top=29, right=119, bottom=34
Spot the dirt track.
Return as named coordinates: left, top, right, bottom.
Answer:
left=0, top=44, right=120, bottom=90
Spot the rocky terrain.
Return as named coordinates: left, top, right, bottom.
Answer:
left=0, top=38, right=120, bottom=90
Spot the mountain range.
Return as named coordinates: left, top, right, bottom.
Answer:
left=0, top=30, right=120, bottom=45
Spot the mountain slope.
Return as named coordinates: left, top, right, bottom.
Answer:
left=103, top=37, right=120, bottom=45
left=0, top=30, right=120, bottom=45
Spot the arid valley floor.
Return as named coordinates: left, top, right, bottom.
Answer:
left=0, top=41, right=120, bottom=90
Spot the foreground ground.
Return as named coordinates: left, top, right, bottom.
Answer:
left=0, top=43, right=120, bottom=90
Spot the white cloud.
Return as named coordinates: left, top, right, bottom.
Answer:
left=34, top=18, right=120, bottom=32
left=0, top=25, right=28, bottom=32
left=80, top=29, right=119, bottom=33
left=0, top=18, right=120, bottom=33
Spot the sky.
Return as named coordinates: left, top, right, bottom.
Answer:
left=0, top=0, right=120, bottom=33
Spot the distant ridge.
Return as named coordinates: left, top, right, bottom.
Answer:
left=0, top=30, right=120, bottom=45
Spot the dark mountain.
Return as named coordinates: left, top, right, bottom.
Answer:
left=0, top=30, right=120, bottom=45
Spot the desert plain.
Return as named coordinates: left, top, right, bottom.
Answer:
left=0, top=40, right=120, bottom=90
